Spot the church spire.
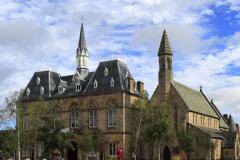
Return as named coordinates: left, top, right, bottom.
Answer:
left=76, top=21, right=89, bottom=80
left=78, top=23, right=87, bottom=51
left=228, top=114, right=238, bottom=132
left=158, top=30, right=173, bottom=56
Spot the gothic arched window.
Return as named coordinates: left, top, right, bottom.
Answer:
left=161, top=58, right=165, bottom=70
left=108, top=101, right=116, bottom=127
left=174, top=105, right=178, bottom=131
left=89, top=102, right=97, bottom=128
left=71, top=104, right=78, bottom=128
left=167, top=58, right=171, bottom=70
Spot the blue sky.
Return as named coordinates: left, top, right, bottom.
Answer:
left=0, top=0, right=240, bottom=125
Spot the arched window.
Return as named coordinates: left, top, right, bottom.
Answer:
left=108, top=101, right=116, bottom=127
left=71, top=104, right=78, bottom=128
left=167, top=58, right=171, bottom=70
left=23, top=114, right=29, bottom=130
left=86, top=59, right=87, bottom=67
left=161, top=59, right=165, bottom=70
left=54, top=106, right=61, bottom=128
left=79, top=58, right=81, bottom=66
left=196, top=136, right=199, bottom=146
left=89, top=102, right=97, bottom=128
left=83, top=58, right=85, bottom=66
left=174, top=106, right=178, bottom=131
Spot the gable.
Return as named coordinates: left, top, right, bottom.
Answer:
left=172, top=80, right=218, bottom=118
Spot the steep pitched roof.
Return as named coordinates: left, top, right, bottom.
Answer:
left=78, top=23, right=87, bottom=51
left=211, top=100, right=229, bottom=129
left=83, top=60, right=139, bottom=95
left=192, top=125, right=224, bottom=139
left=228, top=114, right=238, bottom=132
left=158, top=30, right=173, bottom=55
left=172, top=81, right=218, bottom=118
left=218, top=132, right=237, bottom=148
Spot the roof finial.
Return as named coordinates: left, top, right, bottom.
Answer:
left=200, top=86, right=202, bottom=92
left=80, top=15, right=84, bottom=23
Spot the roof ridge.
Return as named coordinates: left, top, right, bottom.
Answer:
left=173, top=80, right=200, bottom=93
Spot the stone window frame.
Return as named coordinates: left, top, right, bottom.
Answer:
left=108, top=142, right=116, bottom=156
left=23, top=108, right=29, bottom=131
left=88, top=101, right=97, bottom=128
left=110, top=77, right=114, bottom=87
left=208, top=118, right=211, bottom=127
left=196, top=114, right=198, bottom=125
left=71, top=104, right=78, bottom=129
left=38, top=143, right=44, bottom=157
left=104, top=67, right=108, bottom=76
left=22, top=145, right=28, bottom=157
left=89, top=147, right=96, bottom=157
left=107, top=99, right=117, bottom=127
left=26, top=87, right=30, bottom=96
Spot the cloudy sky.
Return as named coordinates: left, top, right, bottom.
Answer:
left=1, top=0, right=240, bottom=124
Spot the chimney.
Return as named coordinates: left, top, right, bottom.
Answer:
left=137, top=81, right=144, bottom=93
left=236, top=123, right=239, bottom=133
left=223, top=114, right=228, bottom=121
left=128, top=77, right=134, bottom=93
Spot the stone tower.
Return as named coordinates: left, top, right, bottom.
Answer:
left=76, top=23, right=89, bottom=79
left=158, top=30, right=173, bottom=101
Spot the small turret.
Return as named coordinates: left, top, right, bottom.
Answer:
left=228, top=114, right=238, bottom=132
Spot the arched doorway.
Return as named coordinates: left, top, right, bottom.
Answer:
left=68, top=141, right=78, bottom=160
left=163, top=146, right=170, bottom=160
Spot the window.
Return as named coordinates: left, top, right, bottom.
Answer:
left=125, top=78, right=128, bottom=87
left=196, top=115, right=198, bottom=125
left=26, top=87, right=30, bottom=96
left=54, top=106, right=61, bottom=128
left=125, top=70, right=128, bottom=77
left=94, top=79, right=98, bottom=88
left=38, top=144, right=44, bottom=157
left=76, top=84, right=81, bottom=91
left=104, top=67, right=108, bottom=76
left=23, top=115, right=29, bottom=130
left=71, top=104, right=78, bottom=128
left=40, top=86, right=44, bottom=94
left=226, top=150, right=229, bottom=155
left=22, top=146, right=28, bottom=157
left=89, top=103, right=97, bottom=128
left=108, top=142, right=116, bottom=156
left=174, top=106, right=178, bottom=131
left=36, top=76, right=40, bottom=85
left=89, top=148, right=96, bottom=157
left=108, top=101, right=116, bottom=127
left=203, top=116, right=205, bottom=125
left=196, top=136, right=199, bottom=146
left=193, top=114, right=195, bottom=124
left=110, top=77, right=114, bottom=87
left=59, top=86, right=63, bottom=93
left=83, top=58, right=85, bottom=66
left=208, top=118, right=211, bottom=127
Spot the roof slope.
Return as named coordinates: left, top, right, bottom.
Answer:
left=172, top=81, right=218, bottom=118
left=218, top=132, right=237, bottom=148
left=83, top=60, right=139, bottom=94
left=211, top=101, right=229, bottom=129
left=192, top=125, right=224, bottom=139
left=158, top=30, right=173, bottom=55
left=228, top=114, right=238, bottom=132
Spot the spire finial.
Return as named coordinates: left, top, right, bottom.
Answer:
left=80, top=15, right=84, bottom=23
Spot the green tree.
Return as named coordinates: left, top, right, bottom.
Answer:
left=198, top=132, right=217, bottom=159
left=0, top=90, right=28, bottom=160
left=176, top=128, right=196, bottom=160
left=0, top=130, right=16, bottom=158
left=78, top=130, right=93, bottom=160
left=37, top=107, right=73, bottom=160
left=127, top=90, right=155, bottom=160
left=145, top=101, right=174, bottom=160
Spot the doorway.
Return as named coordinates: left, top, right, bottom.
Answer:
left=68, top=141, right=78, bottom=160
left=163, top=146, right=170, bottom=160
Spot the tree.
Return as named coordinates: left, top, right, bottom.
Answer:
left=127, top=90, right=155, bottom=160
left=37, top=108, right=73, bottom=160
left=0, top=130, right=16, bottom=158
left=198, top=132, right=217, bottom=160
left=176, top=128, right=196, bottom=160
left=145, top=101, right=174, bottom=160
left=78, top=130, right=93, bottom=160
left=1, top=90, right=28, bottom=160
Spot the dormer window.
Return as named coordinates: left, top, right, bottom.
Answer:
left=76, top=84, right=81, bottom=91
left=125, top=70, right=128, bottom=77
left=94, top=79, right=98, bottom=88
left=134, top=82, right=137, bottom=91
left=36, top=76, right=40, bottom=85
left=59, top=86, right=63, bottom=93
left=104, top=67, right=108, bottom=76
left=110, top=77, right=114, bottom=87
left=40, top=86, right=44, bottom=95
left=125, top=78, right=128, bottom=88
left=26, top=87, right=30, bottom=96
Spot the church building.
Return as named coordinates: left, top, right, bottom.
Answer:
left=21, top=23, right=240, bottom=160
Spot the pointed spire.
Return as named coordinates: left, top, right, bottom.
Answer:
left=228, top=114, right=238, bottom=132
left=78, top=23, right=87, bottom=50
left=158, top=30, right=173, bottom=56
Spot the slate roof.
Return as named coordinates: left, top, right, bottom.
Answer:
left=228, top=114, right=238, bottom=132
left=218, top=132, right=237, bottom=148
left=22, top=71, right=60, bottom=101
left=22, top=60, right=139, bottom=101
left=172, top=81, right=218, bottom=118
left=158, top=30, right=173, bottom=55
left=211, top=100, right=229, bottom=129
left=192, top=125, right=224, bottom=139
left=78, top=23, right=87, bottom=52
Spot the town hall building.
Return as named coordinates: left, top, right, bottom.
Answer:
left=21, top=23, right=240, bottom=160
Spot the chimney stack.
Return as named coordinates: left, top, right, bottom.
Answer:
left=223, top=114, right=228, bottom=121
left=128, top=77, right=134, bottom=93
left=137, top=81, right=144, bottom=93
